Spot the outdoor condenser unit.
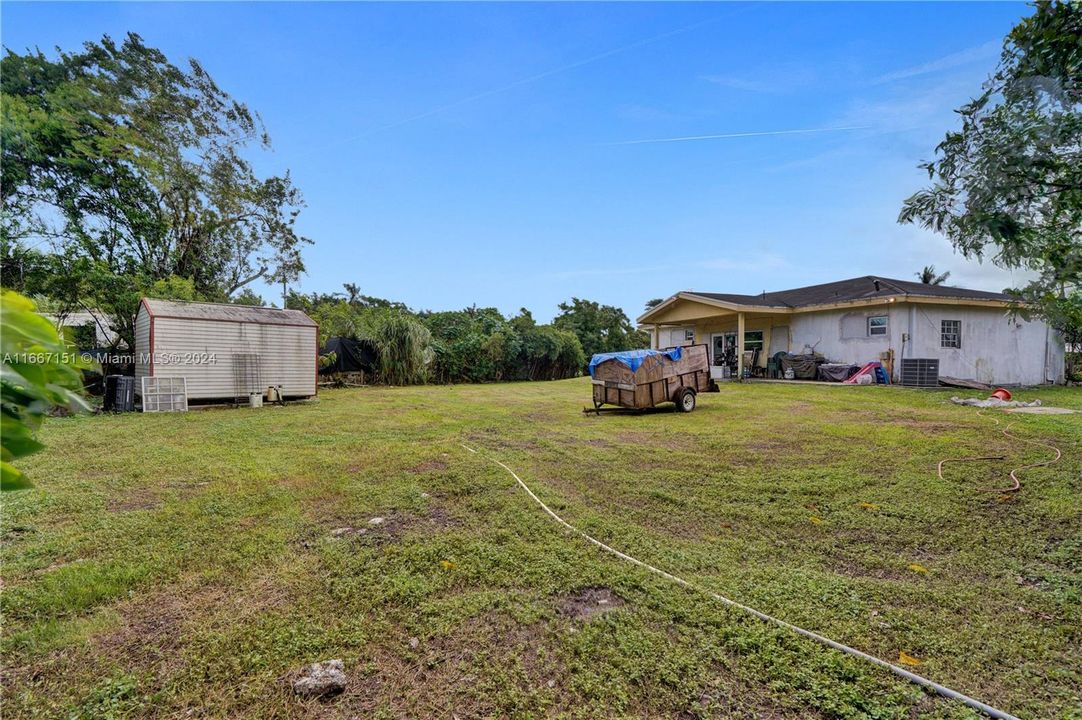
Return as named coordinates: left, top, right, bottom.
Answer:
left=103, top=375, right=136, bottom=412
left=899, top=358, right=939, bottom=388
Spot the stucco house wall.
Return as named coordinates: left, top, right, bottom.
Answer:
left=653, top=303, right=1061, bottom=385
left=899, top=304, right=1062, bottom=385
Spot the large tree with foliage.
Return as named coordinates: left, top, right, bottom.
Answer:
left=553, top=298, right=650, bottom=360
left=1, top=33, right=310, bottom=347
left=899, top=1, right=1081, bottom=332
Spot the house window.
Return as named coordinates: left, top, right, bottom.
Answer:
left=941, top=319, right=961, bottom=348
left=744, top=331, right=764, bottom=351
left=868, top=316, right=888, bottom=336
left=684, top=329, right=695, bottom=342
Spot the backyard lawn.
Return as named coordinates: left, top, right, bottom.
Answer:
left=2, top=379, right=1080, bottom=719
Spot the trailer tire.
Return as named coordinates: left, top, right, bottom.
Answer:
left=676, top=388, right=696, bottom=413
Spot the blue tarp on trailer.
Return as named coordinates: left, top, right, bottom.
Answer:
left=588, top=347, right=683, bottom=378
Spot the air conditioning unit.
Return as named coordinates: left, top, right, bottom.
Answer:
left=900, top=358, right=939, bottom=388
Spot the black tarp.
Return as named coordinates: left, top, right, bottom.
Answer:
left=778, top=352, right=825, bottom=380
left=319, top=336, right=379, bottom=375
left=817, top=363, right=861, bottom=382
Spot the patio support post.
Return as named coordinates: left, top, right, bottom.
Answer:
left=651, top=324, right=659, bottom=349
left=737, top=312, right=746, bottom=379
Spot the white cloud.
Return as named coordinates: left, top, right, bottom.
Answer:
left=871, top=40, right=1000, bottom=85
left=701, top=60, right=846, bottom=95
left=699, top=253, right=790, bottom=272
left=608, top=125, right=871, bottom=146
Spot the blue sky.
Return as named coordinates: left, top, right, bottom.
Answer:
left=3, top=2, right=1033, bottom=320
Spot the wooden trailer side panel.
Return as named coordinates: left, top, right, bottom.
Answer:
left=591, top=345, right=711, bottom=409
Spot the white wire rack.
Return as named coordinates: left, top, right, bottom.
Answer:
left=140, top=376, right=188, bottom=413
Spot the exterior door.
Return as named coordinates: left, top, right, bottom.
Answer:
left=710, top=332, right=738, bottom=379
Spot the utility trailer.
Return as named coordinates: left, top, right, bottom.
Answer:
left=587, top=345, right=712, bottom=413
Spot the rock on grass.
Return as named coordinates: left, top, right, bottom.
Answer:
left=292, top=659, right=346, bottom=698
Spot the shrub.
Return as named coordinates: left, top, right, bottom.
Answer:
left=374, top=312, right=433, bottom=385
left=1, top=291, right=89, bottom=489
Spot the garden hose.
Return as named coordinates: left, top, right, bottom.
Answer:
left=462, top=443, right=1022, bottom=720
left=937, top=409, right=1063, bottom=493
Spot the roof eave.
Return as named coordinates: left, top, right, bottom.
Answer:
left=638, top=292, right=792, bottom=324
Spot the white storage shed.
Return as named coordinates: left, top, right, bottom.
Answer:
left=134, top=299, right=318, bottom=401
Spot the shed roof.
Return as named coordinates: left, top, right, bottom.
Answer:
left=141, top=298, right=317, bottom=327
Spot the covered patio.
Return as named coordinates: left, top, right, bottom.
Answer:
left=639, top=293, right=793, bottom=380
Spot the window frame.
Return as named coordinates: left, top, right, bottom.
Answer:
left=743, top=330, right=764, bottom=351
left=941, top=319, right=961, bottom=349
left=867, top=315, right=888, bottom=337
left=684, top=329, right=695, bottom=342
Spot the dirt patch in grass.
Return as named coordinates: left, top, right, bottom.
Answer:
left=558, top=586, right=626, bottom=621
left=325, top=507, right=461, bottom=547
left=107, top=489, right=161, bottom=513
left=467, top=429, right=543, bottom=453
left=890, top=419, right=965, bottom=433
left=422, top=505, right=462, bottom=531
left=320, top=611, right=560, bottom=719
left=617, top=431, right=691, bottom=450
left=327, top=515, right=408, bottom=545
left=1, top=524, right=37, bottom=542
left=408, top=457, right=449, bottom=473
left=93, top=583, right=229, bottom=676
left=741, top=437, right=807, bottom=452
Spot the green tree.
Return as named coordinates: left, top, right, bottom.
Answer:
left=899, top=1, right=1081, bottom=328
left=374, top=312, right=433, bottom=385
left=644, top=298, right=664, bottom=311
left=916, top=265, right=951, bottom=285
left=509, top=308, right=536, bottom=333
left=553, top=298, right=649, bottom=360
left=231, top=288, right=265, bottom=306
left=2, top=33, right=311, bottom=347
left=1, top=291, right=89, bottom=489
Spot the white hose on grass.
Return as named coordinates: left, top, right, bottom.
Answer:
left=461, top=443, right=1021, bottom=720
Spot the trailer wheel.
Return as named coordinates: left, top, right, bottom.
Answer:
left=676, top=388, right=696, bottom=413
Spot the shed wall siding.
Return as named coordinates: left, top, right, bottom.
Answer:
left=134, top=306, right=151, bottom=384
left=144, top=317, right=316, bottom=399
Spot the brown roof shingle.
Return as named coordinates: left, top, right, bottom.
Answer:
left=688, top=276, right=1009, bottom=309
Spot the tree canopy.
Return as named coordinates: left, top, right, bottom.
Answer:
left=553, top=298, right=650, bottom=360
left=290, top=292, right=588, bottom=384
left=1, top=33, right=311, bottom=347
left=916, top=265, right=951, bottom=285
left=899, top=1, right=1081, bottom=327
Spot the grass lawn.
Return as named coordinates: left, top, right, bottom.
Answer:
left=2, top=379, right=1080, bottom=719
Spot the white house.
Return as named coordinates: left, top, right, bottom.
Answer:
left=638, top=276, right=1065, bottom=386
left=135, top=299, right=318, bottom=401
left=46, top=309, right=119, bottom=347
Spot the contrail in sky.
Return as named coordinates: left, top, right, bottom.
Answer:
left=319, top=13, right=733, bottom=148
left=607, top=125, right=873, bottom=146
